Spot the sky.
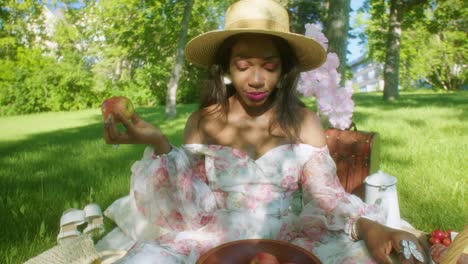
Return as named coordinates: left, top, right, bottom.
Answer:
left=347, top=0, right=367, bottom=64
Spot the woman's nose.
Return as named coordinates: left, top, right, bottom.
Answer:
left=248, top=68, right=265, bottom=88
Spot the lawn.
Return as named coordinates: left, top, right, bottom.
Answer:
left=1, top=91, right=467, bottom=263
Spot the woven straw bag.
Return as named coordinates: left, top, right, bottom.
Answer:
left=25, top=235, right=126, bottom=264
left=441, top=227, right=468, bottom=264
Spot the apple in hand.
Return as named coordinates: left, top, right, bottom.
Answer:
left=101, top=96, right=135, bottom=121
left=250, top=252, right=280, bottom=264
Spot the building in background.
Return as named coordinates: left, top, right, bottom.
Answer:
left=346, top=56, right=384, bottom=92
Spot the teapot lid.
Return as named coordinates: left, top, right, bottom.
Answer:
left=364, top=170, right=397, bottom=187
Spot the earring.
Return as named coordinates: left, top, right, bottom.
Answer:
left=223, top=74, right=232, bottom=85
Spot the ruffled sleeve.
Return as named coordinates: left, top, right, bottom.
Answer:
left=298, top=147, right=385, bottom=240
left=130, top=146, right=217, bottom=238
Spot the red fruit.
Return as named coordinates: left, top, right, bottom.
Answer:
left=250, top=252, right=280, bottom=264
left=432, top=229, right=446, bottom=241
left=429, top=237, right=441, bottom=245
left=442, top=237, right=451, bottom=246
left=101, top=96, right=135, bottom=121
left=443, top=231, right=450, bottom=239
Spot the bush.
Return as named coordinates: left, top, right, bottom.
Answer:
left=0, top=48, right=100, bottom=115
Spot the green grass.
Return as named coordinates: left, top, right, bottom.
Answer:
left=1, top=91, right=467, bottom=263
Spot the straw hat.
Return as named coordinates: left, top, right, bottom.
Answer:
left=185, top=0, right=327, bottom=72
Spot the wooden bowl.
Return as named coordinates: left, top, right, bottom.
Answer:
left=196, top=239, right=321, bottom=264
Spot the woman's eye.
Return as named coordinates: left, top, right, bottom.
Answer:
left=235, top=61, right=249, bottom=70
left=264, top=63, right=279, bottom=71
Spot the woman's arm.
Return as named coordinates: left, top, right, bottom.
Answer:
left=298, top=109, right=428, bottom=263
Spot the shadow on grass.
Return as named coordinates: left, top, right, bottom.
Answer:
left=0, top=104, right=196, bottom=262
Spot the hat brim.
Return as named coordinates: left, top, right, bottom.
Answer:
left=185, top=29, right=327, bottom=72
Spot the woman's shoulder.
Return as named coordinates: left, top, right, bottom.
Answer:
left=183, top=105, right=224, bottom=144
left=298, top=108, right=327, bottom=148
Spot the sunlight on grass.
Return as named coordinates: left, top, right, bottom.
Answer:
left=2, top=109, right=102, bottom=141
left=352, top=93, right=467, bottom=232
left=1, top=93, right=466, bottom=263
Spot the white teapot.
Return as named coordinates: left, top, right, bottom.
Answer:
left=364, top=170, right=401, bottom=229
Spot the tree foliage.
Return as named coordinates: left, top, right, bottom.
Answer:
left=0, top=0, right=232, bottom=115
left=287, top=0, right=325, bottom=34
left=0, top=1, right=97, bottom=115
left=1, top=0, right=465, bottom=115
left=401, top=0, right=467, bottom=90
left=324, top=0, right=351, bottom=85
left=165, top=0, right=194, bottom=118
left=364, top=0, right=466, bottom=92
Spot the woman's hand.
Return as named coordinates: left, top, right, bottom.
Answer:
left=103, top=112, right=171, bottom=155
left=357, top=218, right=429, bottom=264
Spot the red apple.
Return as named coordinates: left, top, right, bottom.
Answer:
left=250, top=252, right=280, bottom=264
left=101, top=96, right=135, bottom=121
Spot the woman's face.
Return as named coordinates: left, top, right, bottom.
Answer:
left=228, top=34, right=282, bottom=109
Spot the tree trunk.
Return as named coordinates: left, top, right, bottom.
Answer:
left=165, top=0, right=194, bottom=118
left=324, top=0, right=350, bottom=86
left=383, top=0, right=403, bottom=100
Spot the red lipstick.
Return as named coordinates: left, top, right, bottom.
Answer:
left=246, top=92, right=267, bottom=101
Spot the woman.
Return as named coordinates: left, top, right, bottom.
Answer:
left=103, top=0, right=427, bottom=263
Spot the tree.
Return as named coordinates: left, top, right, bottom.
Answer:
left=324, top=0, right=351, bottom=85
left=1, top=0, right=274, bottom=115
left=0, top=2, right=97, bottom=114
left=365, top=0, right=428, bottom=100
left=85, top=0, right=231, bottom=107
left=287, top=0, right=325, bottom=34
left=0, top=1, right=44, bottom=60
left=165, top=0, right=194, bottom=118
left=406, top=0, right=467, bottom=90
left=382, top=0, right=403, bottom=100
left=286, top=0, right=351, bottom=84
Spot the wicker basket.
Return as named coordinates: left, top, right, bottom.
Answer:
left=25, top=235, right=100, bottom=264
left=441, top=227, right=468, bottom=264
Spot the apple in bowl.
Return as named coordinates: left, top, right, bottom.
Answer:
left=250, top=252, right=280, bottom=264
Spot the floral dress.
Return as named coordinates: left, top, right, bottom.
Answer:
left=123, top=144, right=385, bottom=263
